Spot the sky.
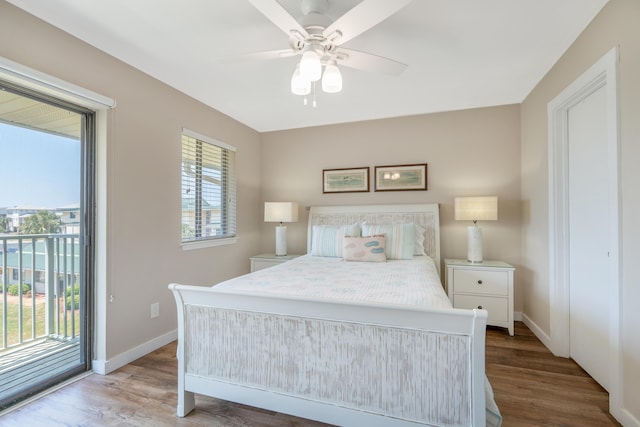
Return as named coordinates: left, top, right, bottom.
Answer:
left=0, top=122, right=80, bottom=208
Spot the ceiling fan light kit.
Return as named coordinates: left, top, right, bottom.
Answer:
left=299, top=48, right=322, bottom=82
left=291, top=64, right=311, bottom=95
left=321, top=62, right=342, bottom=93
left=248, top=0, right=411, bottom=105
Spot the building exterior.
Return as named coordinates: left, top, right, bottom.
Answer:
left=0, top=238, right=80, bottom=294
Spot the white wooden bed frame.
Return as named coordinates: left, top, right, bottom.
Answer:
left=169, top=204, right=488, bottom=426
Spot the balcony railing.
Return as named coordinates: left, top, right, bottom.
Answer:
left=1, top=233, right=81, bottom=352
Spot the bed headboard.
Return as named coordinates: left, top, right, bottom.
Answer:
left=307, top=203, right=441, bottom=275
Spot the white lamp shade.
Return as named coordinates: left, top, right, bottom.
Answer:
left=300, top=50, right=321, bottom=82
left=454, top=196, right=498, bottom=221
left=291, top=65, right=310, bottom=95
left=322, top=64, right=342, bottom=93
left=264, top=202, right=299, bottom=223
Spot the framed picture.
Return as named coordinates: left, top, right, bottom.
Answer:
left=322, top=167, right=370, bottom=193
left=374, top=164, right=428, bottom=191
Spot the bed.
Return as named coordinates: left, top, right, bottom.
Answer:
left=169, top=203, right=500, bottom=426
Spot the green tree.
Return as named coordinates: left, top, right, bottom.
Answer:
left=20, top=210, right=62, bottom=234
left=0, top=214, right=8, bottom=232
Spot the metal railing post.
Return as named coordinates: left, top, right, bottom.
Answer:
left=30, top=237, right=36, bottom=340
left=45, top=236, right=55, bottom=336
left=2, top=239, right=8, bottom=350
left=17, top=239, right=23, bottom=344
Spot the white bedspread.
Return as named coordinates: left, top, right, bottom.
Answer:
left=213, top=255, right=452, bottom=310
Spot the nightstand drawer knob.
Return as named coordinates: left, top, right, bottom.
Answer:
left=477, top=280, right=483, bottom=285
left=477, top=305, right=483, bottom=309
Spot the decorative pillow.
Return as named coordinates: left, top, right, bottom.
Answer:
left=361, top=223, right=415, bottom=260
left=310, top=224, right=361, bottom=257
left=343, top=236, right=387, bottom=262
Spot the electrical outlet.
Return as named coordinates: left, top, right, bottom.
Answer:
left=150, top=302, right=160, bottom=319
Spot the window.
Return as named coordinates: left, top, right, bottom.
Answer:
left=181, top=129, right=236, bottom=246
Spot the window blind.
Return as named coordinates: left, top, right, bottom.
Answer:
left=181, top=130, right=236, bottom=243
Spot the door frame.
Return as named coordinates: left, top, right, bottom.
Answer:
left=0, top=55, right=114, bottom=403
left=547, top=46, right=620, bottom=407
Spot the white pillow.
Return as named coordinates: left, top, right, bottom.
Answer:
left=343, top=236, right=387, bottom=262
left=361, top=222, right=415, bottom=260
left=310, top=224, right=360, bottom=257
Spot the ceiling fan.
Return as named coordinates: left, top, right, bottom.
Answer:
left=240, top=0, right=412, bottom=100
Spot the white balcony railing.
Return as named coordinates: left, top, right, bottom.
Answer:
left=1, top=234, right=81, bottom=352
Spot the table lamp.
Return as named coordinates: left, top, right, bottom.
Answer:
left=264, top=202, right=299, bottom=256
left=454, top=196, right=498, bottom=263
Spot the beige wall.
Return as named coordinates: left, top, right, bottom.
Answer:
left=260, top=105, right=522, bottom=308
left=0, top=2, right=263, bottom=361
left=521, top=0, right=640, bottom=422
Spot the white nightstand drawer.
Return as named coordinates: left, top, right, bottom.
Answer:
left=453, top=295, right=509, bottom=323
left=453, top=269, right=509, bottom=296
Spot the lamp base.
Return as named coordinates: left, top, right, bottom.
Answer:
left=467, top=226, right=483, bottom=263
left=275, top=225, right=287, bottom=256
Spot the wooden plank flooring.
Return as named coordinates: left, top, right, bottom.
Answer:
left=486, top=323, right=620, bottom=426
left=0, top=322, right=622, bottom=426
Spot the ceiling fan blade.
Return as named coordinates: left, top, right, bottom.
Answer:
left=337, top=48, right=407, bottom=76
left=248, top=0, right=309, bottom=40
left=323, top=0, right=413, bottom=45
left=212, top=49, right=298, bottom=64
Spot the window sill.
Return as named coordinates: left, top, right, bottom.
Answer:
left=181, top=236, right=237, bottom=251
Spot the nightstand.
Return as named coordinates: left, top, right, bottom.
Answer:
left=445, top=259, right=515, bottom=336
left=250, top=253, right=302, bottom=272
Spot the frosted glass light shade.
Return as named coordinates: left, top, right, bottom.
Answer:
left=300, top=50, right=321, bottom=82
left=291, top=65, right=310, bottom=95
left=322, top=64, right=342, bottom=93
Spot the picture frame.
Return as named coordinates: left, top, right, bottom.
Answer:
left=322, top=167, right=370, bottom=193
left=374, top=163, right=428, bottom=191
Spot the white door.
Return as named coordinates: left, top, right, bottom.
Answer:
left=567, top=85, right=610, bottom=391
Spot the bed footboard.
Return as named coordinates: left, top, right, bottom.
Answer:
left=169, top=283, right=487, bottom=427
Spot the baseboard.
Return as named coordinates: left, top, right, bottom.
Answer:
left=521, top=313, right=553, bottom=351
left=91, top=329, right=177, bottom=375
left=514, top=311, right=523, bottom=322
left=612, top=405, right=640, bottom=427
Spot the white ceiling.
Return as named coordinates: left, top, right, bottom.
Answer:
left=7, top=0, right=609, bottom=132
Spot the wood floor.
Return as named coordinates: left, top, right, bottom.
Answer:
left=0, top=322, right=621, bottom=426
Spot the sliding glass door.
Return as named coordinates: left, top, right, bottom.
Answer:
left=0, top=80, right=94, bottom=408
